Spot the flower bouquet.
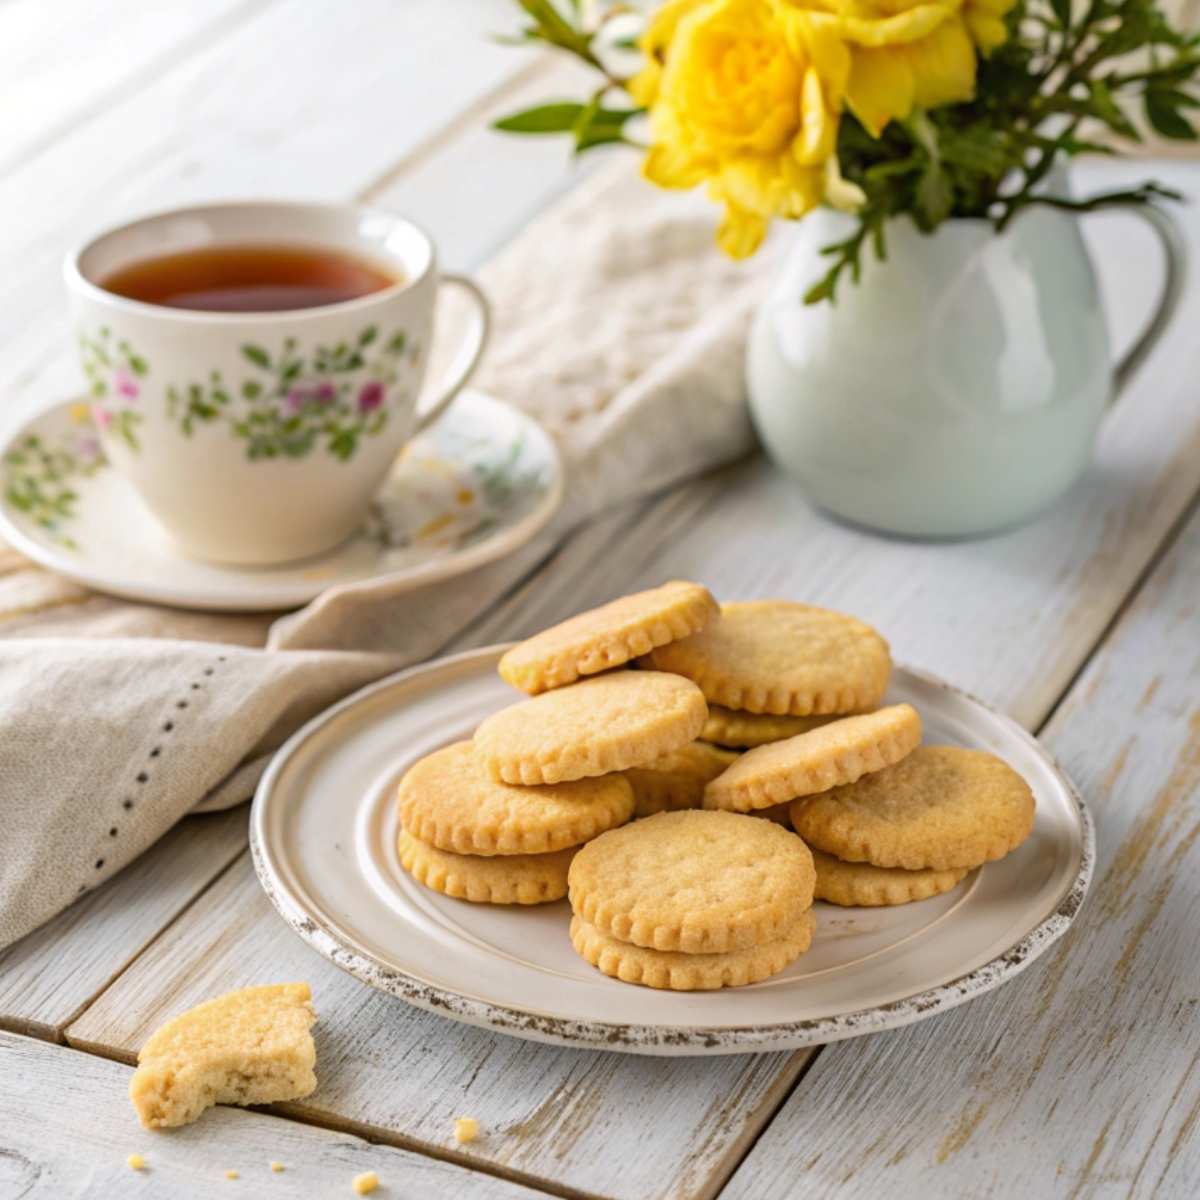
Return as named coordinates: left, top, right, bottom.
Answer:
left=496, top=0, right=1198, bottom=302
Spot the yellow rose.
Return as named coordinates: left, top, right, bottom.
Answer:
left=780, top=0, right=989, bottom=136
left=633, top=0, right=853, bottom=258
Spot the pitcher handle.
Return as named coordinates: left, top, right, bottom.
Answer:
left=1110, top=204, right=1187, bottom=400
left=414, top=273, right=491, bottom=433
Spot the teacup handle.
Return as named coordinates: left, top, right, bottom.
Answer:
left=1110, top=204, right=1187, bottom=400
left=413, top=273, right=491, bottom=433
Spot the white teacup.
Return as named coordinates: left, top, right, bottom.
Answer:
left=65, top=201, right=489, bottom=565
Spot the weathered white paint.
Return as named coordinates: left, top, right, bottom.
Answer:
left=0, top=808, right=246, bottom=1041
left=720, top=505, right=1200, bottom=1200
left=68, top=851, right=808, bottom=1200
left=0, top=1029, right=552, bottom=1199
left=4, top=2, right=1200, bottom=1197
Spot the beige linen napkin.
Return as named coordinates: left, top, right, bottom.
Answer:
left=0, top=162, right=780, bottom=950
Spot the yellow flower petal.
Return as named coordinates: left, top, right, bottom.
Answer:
left=836, top=3, right=957, bottom=47
left=643, top=141, right=708, bottom=189
left=964, top=7, right=1008, bottom=50
left=823, top=155, right=866, bottom=211
left=846, top=44, right=916, bottom=134
left=907, top=17, right=976, bottom=109
left=716, top=205, right=770, bottom=258
left=795, top=67, right=838, bottom=163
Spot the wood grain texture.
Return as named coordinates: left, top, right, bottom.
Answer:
left=67, top=852, right=807, bottom=1200
left=719, top=502, right=1200, bottom=1200
left=0, top=0, right=264, bottom=175
left=60, top=158, right=1200, bottom=1200
left=0, top=1030, right=552, bottom=1199
left=0, top=808, right=245, bottom=1041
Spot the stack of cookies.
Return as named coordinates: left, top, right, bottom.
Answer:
left=654, top=599, right=1035, bottom=908
left=394, top=581, right=1038, bottom=988
left=567, top=809, right=816, bottom=990
left=396, top=582, right=720, bottom=905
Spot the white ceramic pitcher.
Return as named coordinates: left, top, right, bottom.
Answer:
left=746, top=199, right=1185, bottom=538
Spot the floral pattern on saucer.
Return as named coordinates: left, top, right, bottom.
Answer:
left=0, top=390, right=562, bottom=612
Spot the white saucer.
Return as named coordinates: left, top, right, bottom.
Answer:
left=0, top=390, right=563, bottom=611
left=250, top=648, right=1094, bottom=1056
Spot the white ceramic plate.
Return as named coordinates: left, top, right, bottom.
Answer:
left=251, top=648, right=1093, bottom=1055
left=0, top=390, right=562, bottom=611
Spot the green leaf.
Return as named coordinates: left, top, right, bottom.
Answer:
left=128, top=355, right=148, bottom=377
left=1050, top=0, right=1071, bottom=26
left=241, top=344, right=271, bottom=369
left=358, top=325, right=378, bottom=346
left=387, top=331, right=407, bottom=355
left=242, top=380, right=262, bottom=400
left=494, top=102, right=585, bottom=134
left=1145, top=89, right=1198, bottom=139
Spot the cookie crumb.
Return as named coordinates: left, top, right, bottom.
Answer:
left=127, top=1153, right=146, bottom=1171
left=225, top=1169, right=239, bottom=1180
left=270, top=1161, right=285, bottom=1173
left=352, top=1171, right=379, bottom=1195
left=454, top=1116, right=480, bottom=1144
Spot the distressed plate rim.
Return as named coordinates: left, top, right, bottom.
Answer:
left=250, top=645, right=1094, bottom=1056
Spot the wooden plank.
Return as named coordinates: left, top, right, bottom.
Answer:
left=0, top=0, right=266, bottom=175
left=0, top=1030, right=552, bottom=1199
left=67, top=851, right=807, bottom=1200
left=718, top=501, right=1200, bottom=1200
left=0, top=808, right=245, bottom=1041
left=363, top=56, right=610, bottom=269
left=0, top=0, right=541, bottom=431
left=448, top=165, right=1200, bottom=732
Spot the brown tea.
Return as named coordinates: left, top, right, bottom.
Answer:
left=99, top=243, right=400, bottom=313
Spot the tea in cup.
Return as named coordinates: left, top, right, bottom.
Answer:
left=65, top=201, right=489, bottom=566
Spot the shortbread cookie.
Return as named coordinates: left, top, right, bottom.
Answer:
left=811, top=848, right=969, bottom=906
left=624, top=741, right=739, bottom=817
left=570, top=910, right=815, bottom=990
left=398, top=830, right=574, bottom=904
left=704, top=705, right=922, bottom=813
left=568, top=809, right=815, bottom=954
left=398, top=741, right=633, bottom=855
left=474, top=671, right=707, bottom=785
left=498, top=581, right=718, bottom=694
left=645, top=601, right=890, bottom=715
left=129, top=983, right=316, bottom=1129
left=791, top=745, right=1036, bottom=870
left=702, top=705, right=844, bottom=748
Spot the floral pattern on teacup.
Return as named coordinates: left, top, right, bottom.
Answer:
left=79, top=326, right=145, bottom=453
left=1, top=398, right=551, bottom=559
left=2, top=407, right=106, bottom=549
left=166, top=326, right=419, bottom=461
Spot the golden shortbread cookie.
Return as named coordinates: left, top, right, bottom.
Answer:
left=398, top=830, right=575, bottom=904
left=811, top=848, right=969, bottom=906
left=129, top=984, right=316, bottom=1129
left=474, top=671, right=707, bottom=785
left=624, top=741, right=740, bottom=817
left=701, top=705, right=845, bottom=748
left=791, top=745, right=1036, bottom=870
left=568, top=809, right=815, bottom=954
left=570, top=910, right=816, bottom=990
left=398, top=741, right=633, bottom=855
left=703, top=705, right=922, bottom=813
left=644, top=600, right=891, bottom=715
left=498, top=581, right=718, bottom=694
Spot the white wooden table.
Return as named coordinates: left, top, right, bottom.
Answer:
left=2, top=4, right=1199, bottom=1197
